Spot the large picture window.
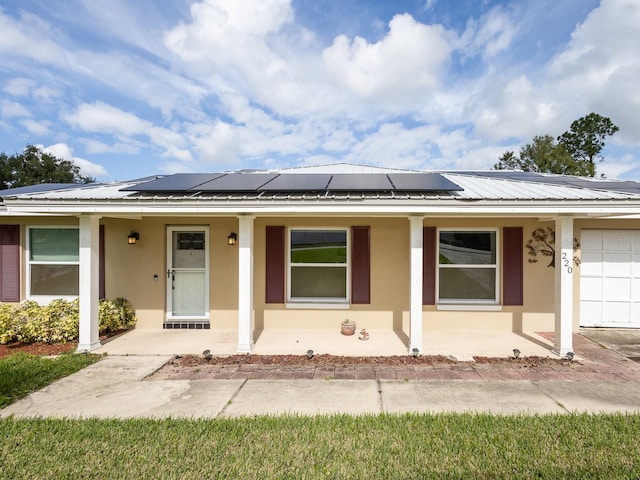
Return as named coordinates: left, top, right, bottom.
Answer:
left=28, top=227, right=79, bottom=298
left=438, top=230, right=498, bottom=303
left=289, top=229, right=348, bottom=302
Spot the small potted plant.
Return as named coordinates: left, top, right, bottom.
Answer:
left=341, top=318, right=356, bottom=336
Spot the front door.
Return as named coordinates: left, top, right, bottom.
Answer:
left=167, top=226, right=209, bottom=321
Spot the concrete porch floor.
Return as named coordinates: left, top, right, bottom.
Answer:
left=93, top=328, right=559, bottom=360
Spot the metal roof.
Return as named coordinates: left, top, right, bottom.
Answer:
left=2, top=166, right=640, bottom=203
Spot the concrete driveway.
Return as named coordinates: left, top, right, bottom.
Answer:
left=580, top=328, right=640, bottom=361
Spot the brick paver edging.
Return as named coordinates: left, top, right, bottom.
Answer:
left=148, top=334, right=640, bottom=382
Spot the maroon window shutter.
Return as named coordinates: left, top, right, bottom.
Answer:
left=351, top=226, right=370, bottom=304
left=503, top=227, right=523, bottom=306
left=265, top=226, right=285, bottom=303
left=0, top=225, right=20, bottom=302
left=423, top=227, right=436, bottom=305
left=99, top=225, right=105, bottom=300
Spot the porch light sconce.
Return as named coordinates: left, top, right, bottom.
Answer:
left=227, top=232, right=237, bottom=246
left=128, top=231, right=140, bottom=245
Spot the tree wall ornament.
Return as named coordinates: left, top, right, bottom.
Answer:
left=525, top=227, right=580, bottom=268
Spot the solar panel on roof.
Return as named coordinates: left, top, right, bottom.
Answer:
left=196, top=173, right=279, bottom=191
left=258, top=174, right=331, bottom=191
left=388, top=173, right=463, bottom=191
left=0, top=183, right=81, bottom=196
left=121, top=173, right=224, bottom=191
left=327, top=174, right=394, bottom=191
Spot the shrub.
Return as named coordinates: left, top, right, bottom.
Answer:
left=45, top=299, right=80, bottom=343
left=0, top=298, right=136, bottom=345
left=0, top=303, right=16, bottom=344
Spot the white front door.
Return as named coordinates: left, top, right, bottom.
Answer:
left=580, top=229, right=640, bottom=328
left=167, top=226, right=209, bottom=320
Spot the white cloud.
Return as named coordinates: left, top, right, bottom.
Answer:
left=1, top=100, right=30, bottom=118
left=3, top=78, right=35, bottom=96
left=598, top=153, right=637, bottom=179
left=40, top=142, right=109, bottom=178
left=65, top=102, right=150, bottom=136
left=79, top=138, right=141, bottom=155
left=461, top=6, right=518, bottom=59
left=342, top=122, right=441, bottom=169
left=21, top=119, right=51, bottom=136
left=548, top=0, right=640, bottom=145
left=0, top=10, right=68, bottom=66
left=472, top=75, right=561, bottom=141
left=323, top=14, right=452, bottom=106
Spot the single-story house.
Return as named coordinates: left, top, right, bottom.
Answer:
left=2, top=163, right=640, bottom=356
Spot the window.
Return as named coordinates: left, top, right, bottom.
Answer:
left=438, top=230, right=498, bottom=303
left=27, top=227, right=79, bottom=298
left=288, top=229, right=348, bottom=302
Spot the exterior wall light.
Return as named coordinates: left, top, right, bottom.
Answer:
left=128, top=231, right=140, bottom=245
left=227, top=232, right=237, bottom=245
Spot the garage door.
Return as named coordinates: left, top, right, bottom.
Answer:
left=580, top=229, right=640, bottom=328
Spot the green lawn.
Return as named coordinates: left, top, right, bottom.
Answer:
left=0, top=352, right=99, bottom=409
left=1, top=414, right=639, bottom=478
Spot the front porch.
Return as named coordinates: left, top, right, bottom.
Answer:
left=94, top=328, right=558, bottom=360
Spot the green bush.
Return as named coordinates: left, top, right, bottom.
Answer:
left=0, top=298, right=136, bottom=345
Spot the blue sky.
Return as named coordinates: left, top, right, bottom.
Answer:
left=1, top=0, right=638, bottom=181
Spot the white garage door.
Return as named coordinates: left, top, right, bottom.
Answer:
left=580, top=229, right=640, bottom=328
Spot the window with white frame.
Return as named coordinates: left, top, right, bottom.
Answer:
left=28, top=227, right=79, bottom=298
left=438, top=230, right=498, bottom=303
left=288, top=228, right=348, bottom=302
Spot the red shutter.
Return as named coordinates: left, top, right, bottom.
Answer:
left=265, top=226, right=285, bottom=303
left=99, top=225, right=105, bottom=300
left=351, top=226, right=370, bottom=304
left=503, top=227, right=523, bottom=306
left=423, top=227, right=436, bottom=305
left=0, top=225, right=20, bottom=302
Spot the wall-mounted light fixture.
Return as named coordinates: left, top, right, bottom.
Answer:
left=227, top=232, right=237, bottom=246
left=128, top=231, right=140, bottom=245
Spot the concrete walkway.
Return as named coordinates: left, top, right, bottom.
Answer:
left=3, top=334, right=640, bottom=418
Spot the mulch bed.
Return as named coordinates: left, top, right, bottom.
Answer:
left=170, top=353, right=571, bottom=368
left=0, top=341, right=77, bottom=359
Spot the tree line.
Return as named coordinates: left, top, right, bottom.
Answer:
left=493, top=112, right=619, bottom=177
left=0, top=145, right=94, bottom=190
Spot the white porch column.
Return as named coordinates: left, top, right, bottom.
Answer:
left=77, top=215, right=101, bottom=352
left=554, top=216, right=574, bottom=356
left=237, top=215, right=255, bottom=353
left=409, top=216, right=424, bottom=354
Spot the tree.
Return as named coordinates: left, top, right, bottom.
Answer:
left=0, top=145, right=94, bottom=189
left=557, top=112, right=619, bottom=177
left=494, top=112, right=619, bottom=177
left=493, top=135, right=585, bottom=175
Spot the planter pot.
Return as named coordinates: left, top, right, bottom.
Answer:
left=341, top=322, right=356, bottom=336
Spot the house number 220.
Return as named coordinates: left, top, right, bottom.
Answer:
left=562, top=252, right=572, bottom=274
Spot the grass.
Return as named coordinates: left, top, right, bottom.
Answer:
left=1, top=414, right=639, bottom=478
left=0, top=352, right=99, bottom=409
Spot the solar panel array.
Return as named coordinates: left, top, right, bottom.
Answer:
left=454, top=171, right=640, bottom=195
left=123, top=172, right=464, bottom=193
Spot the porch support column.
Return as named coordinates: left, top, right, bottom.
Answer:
left=409, top=216, right=424, bottom=354
left=237, top=215, right=255, bottom=353
left=77, top=215, right=101, bottom=352
left=553, top=216, right=574, bottom=356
